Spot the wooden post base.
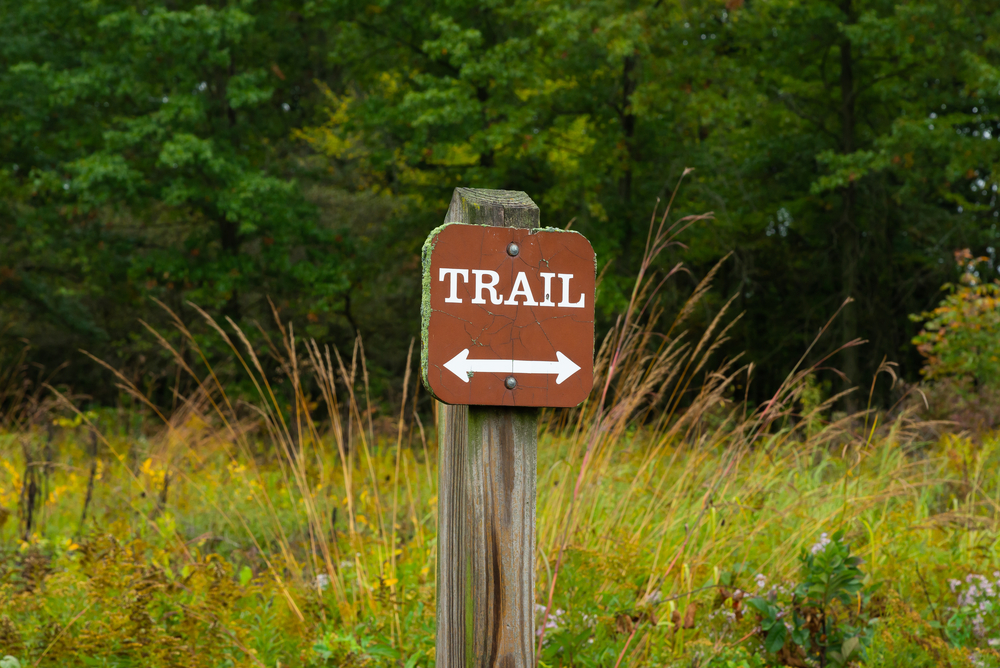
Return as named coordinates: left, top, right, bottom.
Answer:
left=437, top=404, right=537, bottom=667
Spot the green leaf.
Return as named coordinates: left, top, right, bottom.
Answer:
left=841, top=635, right=860, bottom=659
left=226, top=70, right=274, bottom=109
left=366, top=645, right=401, bottom=659
left=765, top=623, right=788, bottom=654
left=746, top=597, right=776, bottom=619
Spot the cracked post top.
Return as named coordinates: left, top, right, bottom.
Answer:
left=445, top=188, right=540, bottom=229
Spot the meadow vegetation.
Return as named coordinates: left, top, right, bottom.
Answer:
left=3, top=203, right=1000, bottom=668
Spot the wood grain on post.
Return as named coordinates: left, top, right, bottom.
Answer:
left=437, top=188, right=539, bottom=668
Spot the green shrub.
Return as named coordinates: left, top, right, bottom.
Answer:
left=747, top=530, right=876, bottom=667
left=911, top=250, right=1000, bottom=389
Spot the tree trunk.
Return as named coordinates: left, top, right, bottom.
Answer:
left=618, top=55, right=638, bottom=275
left=221, top=59, right=242, bottom=322
left=219, top=217, right=241, bottom=321
left=477, top=85, right=496, bottom=169
left=838, top=0, right=859, bottom=407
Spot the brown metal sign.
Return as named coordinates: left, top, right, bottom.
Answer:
left=421, top=223, right=595, bottom=407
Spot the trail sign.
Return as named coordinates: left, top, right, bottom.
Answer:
left=421, top=222, right=595, bottom=407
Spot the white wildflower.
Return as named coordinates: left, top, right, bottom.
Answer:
left=810, top=532, right=831, bottom=555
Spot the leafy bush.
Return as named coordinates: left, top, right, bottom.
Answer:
left=747, top=531, right=876, bottom=667
left=910, top=250, right=1000, bottom=432
left=911, top=250, right=1000, bottom=388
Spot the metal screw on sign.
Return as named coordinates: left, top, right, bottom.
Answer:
left=421, top=188, right=596, bottom=667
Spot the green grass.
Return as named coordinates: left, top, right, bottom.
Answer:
left=2, top=387, right=1000, bottom=666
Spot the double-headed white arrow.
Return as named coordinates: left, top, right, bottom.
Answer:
left=444, top=349, right=581, bottom=385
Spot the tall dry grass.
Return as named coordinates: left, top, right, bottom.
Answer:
left=76, top=312, right=386, bottom=627
left=72, top=177, right=895, bottom=611
left=532, top=171, right=886, bottom=661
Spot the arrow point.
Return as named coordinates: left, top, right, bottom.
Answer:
left=554, top=351, right=581, bottom=384
left=444, top=349, right=471, bottom=382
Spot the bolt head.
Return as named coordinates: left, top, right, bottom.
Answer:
left=506, top=242, right=520, bottom=257
left=504, top=375, right=517, bottom=390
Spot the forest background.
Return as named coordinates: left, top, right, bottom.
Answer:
left=3, top=0, right=1000, bottom=409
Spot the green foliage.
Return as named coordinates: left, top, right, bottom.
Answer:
left=705, top=646, right=767, bottom=668
left=912, top=251, right=1000, bottom=388
left=5, top=0, right=1000, bottom=403
left=748, top=531, right=876, bottom=667
left=705, top=0, right=1000, bottom=399
left=313, top=625, right=400, bottom=665
left=300, top=0, right=1000, bottom=404
left=0, top=0, right=361, bottom=399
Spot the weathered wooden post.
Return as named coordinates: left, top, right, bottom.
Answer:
left=421, top=189, right=595, bottom=667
